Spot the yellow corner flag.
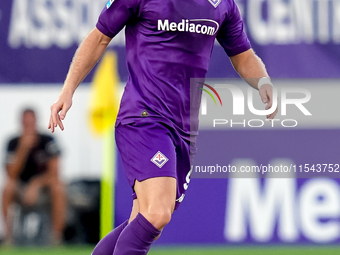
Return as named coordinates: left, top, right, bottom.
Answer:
left=88, top=50, right=120, bottom=239
left=89, top=51, right=120, bottom=134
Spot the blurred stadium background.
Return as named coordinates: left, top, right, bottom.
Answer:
left=1, top=0, right=340, bottom=254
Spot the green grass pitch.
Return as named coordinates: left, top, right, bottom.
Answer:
left=2, top=245, right=340, bottom=255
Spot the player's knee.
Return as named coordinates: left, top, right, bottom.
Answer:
left=143, top=210, right=172, bottom=230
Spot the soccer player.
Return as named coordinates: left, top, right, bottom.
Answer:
left=49, top=0, right=277, bottom=254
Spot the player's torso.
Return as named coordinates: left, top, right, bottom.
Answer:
left=126, top=0, right=230, bottom=68
left=118, top=0, right=235, bottom=133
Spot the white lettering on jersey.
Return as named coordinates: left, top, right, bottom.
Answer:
left=158, top=19, right=219, bottom=36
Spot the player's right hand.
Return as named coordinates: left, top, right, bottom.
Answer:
left=48, top=92, right=73, bottom=133
left=259, top=84, right=278, bottom=120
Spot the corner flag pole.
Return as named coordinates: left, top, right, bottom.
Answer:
left=100, top=123, right=115, bottom=238
left=88, top=51, right=120, bottom=239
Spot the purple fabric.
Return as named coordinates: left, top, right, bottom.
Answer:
left=113, top=213, right=161, bottom=255
left=92, top=219, right=129, bottom=255
left=115, top=119, right=196, bottom=210
left=96, top=0, right=250, bottom=137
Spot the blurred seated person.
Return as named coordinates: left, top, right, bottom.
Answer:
left=2, top=108, right=65, bottom=245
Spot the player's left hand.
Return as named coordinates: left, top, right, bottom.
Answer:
left=259, top=84, right=278, bottom=120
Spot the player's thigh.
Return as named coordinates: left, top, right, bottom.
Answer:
left=134, top=177, right=176, bottom=212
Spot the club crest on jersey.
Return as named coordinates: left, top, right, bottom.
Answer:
left=151, top=151, right=168, bottom=168
left=106, top=0, right=114, bottom=9
left=208, top=0, right=221, bottom=8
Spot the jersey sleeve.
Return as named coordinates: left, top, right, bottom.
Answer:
left=216, top=0, right=251, bottom=57
left=96, top=0, right=141, bottom=38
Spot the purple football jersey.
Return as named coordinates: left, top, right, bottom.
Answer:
left=96, top=0, right=251, bottom=136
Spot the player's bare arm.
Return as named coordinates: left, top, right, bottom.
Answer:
left=230, top=49, right=278, bottom=119
left=48, top=28, right=112, bottom=133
